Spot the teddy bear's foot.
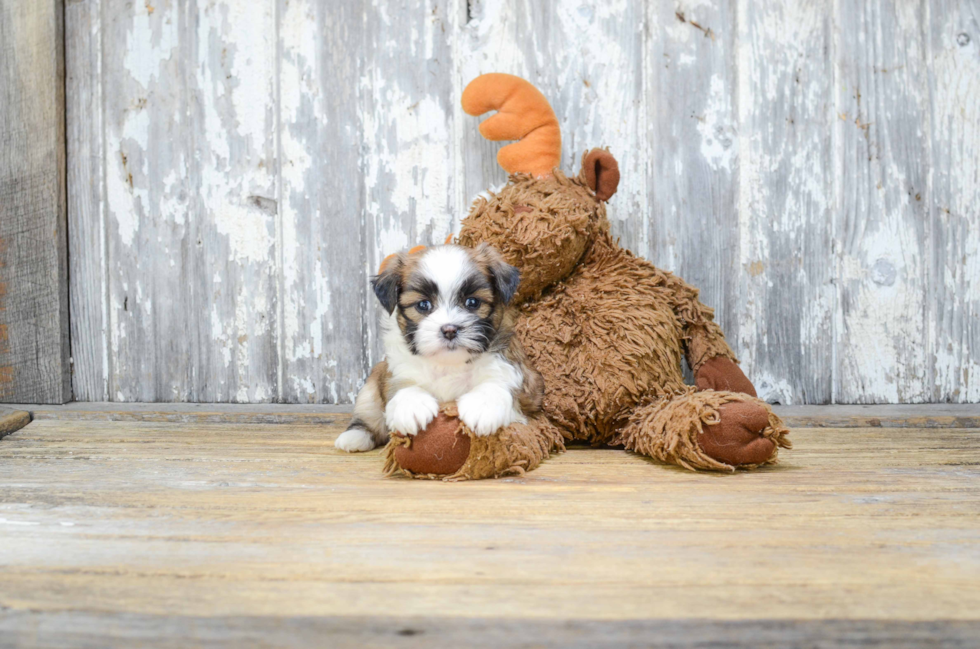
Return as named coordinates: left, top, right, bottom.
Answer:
left=700, top=401, right=779, bottom=465
left=382, top=404, right=564, bottom=481
left=616, top=387, right=791, bottom=472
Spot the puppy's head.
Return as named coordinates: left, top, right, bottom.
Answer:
left=372, top=243, right=520, bottom=358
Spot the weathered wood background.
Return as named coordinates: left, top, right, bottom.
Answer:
left=65, top=0, right=980, bottom=405
left=0, top=0, right=71, bottom=404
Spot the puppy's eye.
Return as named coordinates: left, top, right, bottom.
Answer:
left=464, top=297, right=481, bottom=310
left=415, top=300, right=432, bottom=313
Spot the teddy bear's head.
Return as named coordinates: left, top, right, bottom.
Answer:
left=456, top=74, right=620, bottom=304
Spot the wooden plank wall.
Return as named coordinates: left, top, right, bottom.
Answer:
left=0, top=0, right=71, bottom=404
left=65, top=0, right=980, bottom=405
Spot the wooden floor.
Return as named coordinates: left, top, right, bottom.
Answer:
left=1, top=405, right=979, bottom=647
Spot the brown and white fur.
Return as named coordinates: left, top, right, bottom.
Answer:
left=334, top=243, right=544, bottom=452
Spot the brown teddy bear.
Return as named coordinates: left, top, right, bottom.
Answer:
left=383, top=73, right=790, bottom=480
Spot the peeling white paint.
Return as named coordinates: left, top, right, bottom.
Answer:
left=696, top=74, right=737, bottom=172
left=123, top=6, right=175, bottom=90
left=212, top=203, right=274, bottom=263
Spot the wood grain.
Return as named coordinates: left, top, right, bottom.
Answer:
left=647, top=0, right=740, bottom=360
left=277, top=0, right=370, bottom=405
left=7, top=402, right=980, bottom=429
left=64, top=0, right=979, bottom=404
left=3, top=615, right=980, bottom=649
left=0, top=407, right=31, bottom=438
left=77, top=0, right=281, bottom=402
left=0, top=0, right=71, bottom=404
left=928, top=0, right=980, bottom=402
left=836, top=0, right=931, bottom=403
left=66, top=0, right=108, bottom=402
left=736, top=0, right=835, bottom=404
left=0, top=416, right=978, bottom=646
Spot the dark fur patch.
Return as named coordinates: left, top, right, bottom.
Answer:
left=471, top=242, right=521, bottom=304
left=458, top=274, right=492, bottom=301
left=345, top=417, right=368, bottom=431
left=404, top=276, right=439, bottom=299
left=372, top=259, right=402, bottom=314
left=492, top=264, right=521, bottom=304
left=470, top=316, right=498, bottom=354
left=402, top=318, right=419, bottom=354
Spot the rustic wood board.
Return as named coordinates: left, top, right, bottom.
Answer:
left=1, top=615, right=978, bottom=649
left=1, top=417, right=978, bottom=646
left=647, top=0, right=740, bottom=365
left=928, top=0, right=980, bottom=403
left=9, top=402, right=980, bottom=429
left=64, top=0, right=108, bottom=403
left=64, top=0, right=980, bottom=406
left=0, top=407, right=31, bottom=438
left=0, top=0, right=71, bottom=404
left=735, top=0, right=836, bottom=404
left=836, top=0, right=932, bottom=403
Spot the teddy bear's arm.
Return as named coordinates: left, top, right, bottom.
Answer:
left=655, top=271, right=737, bottom=372
left=685, top=319, right=737, bottom=374
left=672, top=286, right=757, bottom=397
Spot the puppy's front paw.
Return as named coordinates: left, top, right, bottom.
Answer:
left=335, top=428, right=376, bottom=452
left=457, top=388, right=519, bottom=437
left=385, top=387, right=439, bottom=436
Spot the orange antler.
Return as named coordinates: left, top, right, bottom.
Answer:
left=461, top=73, right=561, bottom=177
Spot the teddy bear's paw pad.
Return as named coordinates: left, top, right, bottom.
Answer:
left=392, top=412, right=471, bottom=475
left=695, top=357, right=758, bottom=397
left=698, top=401, right=776, bottom=466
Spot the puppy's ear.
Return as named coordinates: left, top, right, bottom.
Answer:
left=494, top=261, right=521, bottom=304
left=371, top=255, right=403, bottom=314
left=476, top=242, right=521, bottom=304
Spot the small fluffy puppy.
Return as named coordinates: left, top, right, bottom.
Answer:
left=335, top=243, right=544, bottom=452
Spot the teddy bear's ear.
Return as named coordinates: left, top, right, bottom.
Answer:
left=582, top=149, right=620, bottom=202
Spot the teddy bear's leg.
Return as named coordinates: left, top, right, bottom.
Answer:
left=616, top=388, right=791, bottom=472
left=382, top=404, right=564, bottom=481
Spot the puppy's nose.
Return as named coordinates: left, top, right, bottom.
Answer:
left=441, top=324, right=459, bottom=340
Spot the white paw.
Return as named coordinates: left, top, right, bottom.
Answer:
left=335, top=428, right=376, bottom=452
left=385, top=387, right=439, bottom=436
left=457, top=387, right=520, bottom=437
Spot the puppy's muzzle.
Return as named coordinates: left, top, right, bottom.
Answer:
left=441, top=324, right=459, bottom=341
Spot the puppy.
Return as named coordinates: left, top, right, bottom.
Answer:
left=334, top=243, right=544, bottom=452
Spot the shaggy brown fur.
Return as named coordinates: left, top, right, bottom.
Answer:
left=384, top=403, right=565, bottom=481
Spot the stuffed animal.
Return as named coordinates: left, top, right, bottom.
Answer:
left=383, top=73, right=790, bottom=479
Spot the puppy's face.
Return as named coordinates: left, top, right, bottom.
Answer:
left=372, top=244, right=520, bottom=358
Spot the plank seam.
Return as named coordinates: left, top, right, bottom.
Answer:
left=99, top=0, right=111, bottom=402
left=830, top=0, right=842, bottom=405
left=274, top=0, right=285, bottom=404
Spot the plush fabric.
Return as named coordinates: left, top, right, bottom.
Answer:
left=461, top=73, right=562, bottom=177
left=695, top=356, right=758, bottom=396
left=383, top=404, right=564, bottom=481
left=615, top=388, right=789, bottom=472
left=386, top=409, right=471, bottom=476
